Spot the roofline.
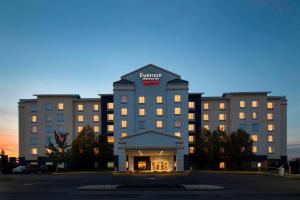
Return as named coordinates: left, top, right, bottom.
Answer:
left=222, top=91, right=271, bottom=97
left=33, top=94, right=81, bottom=98
left=19, top=99, right=37, bottom=103
left=189, top=93, right=204, bottom=95
left=202, top=97, right=230, bottom=100
left=98, top=94, right=113, bottom=96
left=73, top=98, right=100, bottom=102
left=120, top=64, right=181, bottom=79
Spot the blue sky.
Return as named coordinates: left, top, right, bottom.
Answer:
left=0, top=0, right=299, bottom=157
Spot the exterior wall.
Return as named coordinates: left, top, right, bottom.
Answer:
left=18, top=65, right=288, bottom=167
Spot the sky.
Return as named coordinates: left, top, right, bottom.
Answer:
left=0, top=0, right=299, bottom=158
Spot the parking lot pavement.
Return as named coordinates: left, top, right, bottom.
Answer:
left=0, top=172, right=300, bottom=200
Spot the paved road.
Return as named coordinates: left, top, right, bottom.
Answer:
left=0, top=172, right=300, bottom=200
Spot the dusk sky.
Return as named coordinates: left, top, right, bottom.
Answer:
left=0, top=0, right=299, bottom=158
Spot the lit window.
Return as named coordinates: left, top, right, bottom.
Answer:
left=188, top=113, right=195, bottom=120
left=174, top=107, right=181, bottom=115
left=31, top=148, right=38, bottom=155
left=219, top=125, right=225, bottom=131
left=121, top=108, right=128, bottom=116
left=268, top=135, right=273, bottom=142
left=203, top=114, right=209, bottom=121
left=107, top=136, right=114, bottom=143
left=251, top=134, right=258, bottom=142
left=174, top=120, right=181, bottom=128
left=219, top=162, right=226, bottom=169
left=139, top=108, right=146, bottom=116
left=268, top=124, right=274, bottom=131
left=93, top=126, right=100, bottom=133
left=156, top=120, right=163, bottom=128
left=189, top=147, right=195, bottom=154
left=156, top=108, right=163, bottom=116
left=93, top=104, right=99, bottom=111
left=58, top=103, right=64, bottom=110
left=188, top=102, right=195, bottom=109
left=174, top=95, right=181, bottom=103
left=77, top=115, right=84, bottom=122
left=107, top=102, right=114, bottom=110
left=203, top=102, right=209, bottom=110
left=121, top=96, right=128, bottom=103
left=31, top=126, right=37, bottom=133
left=107, top=125, right=114, bottom=132
left=156, top=96, right=163, bottom=104
left=219, top=102, right=225, bottom=110
left=252, top=112, right=257, bottom=120
left=107, top=114, right=114, bottom=121
left=219, top=114, right=225, bottom=121
left=175, top=132, right=181, bottom=137
left=139, top=96, right=145, bottom=104
left=31, top=115, right=37, bottom=123
left=267, top=102, right=273, bottom=109
left=121, top=120, right=127, bottom=128
left=188, top=124, right=195, bottom=132
left=268, top=146, right=274, bottom=153
left=240, top=101, right=245, bottom=108
left=77, top=126, right=83, bottom=133
left=77, top=104, right=83, bottom=111
left=121, top=132, right=127, bottom=138
left=189, top=135, right=194, bottom=143
left=239, top=112, right=245, bottom=120
left=203, top=125, right=209, bottom=130
left=252, top=101, right=258, bottom=108
left=93, top=115, right=99, bottom=122
left=267, top=113, right=273, bottom=120
left=252, top=146, right=257, bottom=153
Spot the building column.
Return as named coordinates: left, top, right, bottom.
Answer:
left=176, top=149, right=184, bottom=171
left=118, top=145, right=126, bottom=171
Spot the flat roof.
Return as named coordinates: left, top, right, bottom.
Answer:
left=33, top=94, right=81, bottom=98
left=222, top=91, right=271, bottom=97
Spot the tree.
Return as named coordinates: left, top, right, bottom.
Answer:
left=207, top=129, right=229, bottom=169
left=228, top=129, right=253, bottom=169
left=45, top=131, right=71, bottom=166
left=71, top=126, right=98, bottom=170
left=95, top=133, right=114, bottom=169
left=192, top=129, right=211, bottom=169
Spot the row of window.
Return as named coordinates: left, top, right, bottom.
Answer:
left=119, top=107, right=182, bottom=116
left=117, top=95, right=183, bottom=105
left=251, top=134, right=274, bottom=142
left=188, top=145, right=275, bottom=154
left=31, top=114, right=64, bottom=123
left=202, top=112, right=274, bottom=121
left=77, top=115, right=99, bottom=122
left=31, top=103, right=100, bottom=112
left=203, top=101, right=274, bottom=110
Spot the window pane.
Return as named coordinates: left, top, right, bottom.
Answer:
left=121, top=108, right=128, bottom=116
left=203, top=102, right=209, bottom=110
left=156, top=120, right=163, bottom=128
left=156, top=108, right=163, bottom=116
left=57, top=103, right=64, bottom=110
left=156, top=96, right=163, bottom=104
left=174, top=95, right=181, bottom=103
left=107, top=102, right=114, bottom=110
left=188, top=102, right=195, bottom=109
left=139, top=96, right=145, bottom=104
left=174, top=107, right=181, bottom=115
left=93, top=104, right=99, bottom=111
left=93, top=115, right=99, bottom=122
left=77, top=104, right=83, bottom=111
left=139, top=108, right=145, bottom=116
left=219, top=102, right=225, bottom=109
left=121, top=96, right=128, bottom=103
left=240, top=101, right=245, bottom=108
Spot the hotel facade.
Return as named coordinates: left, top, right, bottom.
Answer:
left=18, top=64, right=287, bottom=171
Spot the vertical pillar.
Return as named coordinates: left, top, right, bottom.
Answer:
left=118, top=145, right=126, bottom=171
left=176, top=149, right=184, bottom=171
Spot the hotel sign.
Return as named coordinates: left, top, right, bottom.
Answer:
left=139, top=73, right=162, bottom=85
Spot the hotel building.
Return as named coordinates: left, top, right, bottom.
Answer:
left=18, top=64, right=287, bottom=171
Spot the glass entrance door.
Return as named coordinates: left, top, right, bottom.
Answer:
left=151, top=161, right=169, bottom=171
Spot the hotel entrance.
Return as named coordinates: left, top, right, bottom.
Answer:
left=128, top=150, right=175, bottom=172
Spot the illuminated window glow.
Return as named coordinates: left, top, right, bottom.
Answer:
left=107, top=136, right=114, bottom=143
left=268, top=146, right=274, bottom=153
left=267, top=102, right=273, bottom=109
left=93, top=115, right=99, bottom=122
left=239, top=112, right=245, bottom=120
left=156, top=96, right=163, bottom=104
left=174, top=95, right=181, bottom=103
left=219, top=125, right=225, bottom=131
left=188, top=124, right=195, bottom=132
left=252, top=112, right=257, bottom=119
left=107, top=114, right=114, bottom=121
left=251, top=134, right=258, bottom=142
left=156, top=108, right=163, bottom=116
left=77, top=126, right=83, bottom=133
left=175, top=132, right=181, bottom=137
left=121, top=120, right=127, bottom=128
left=268, top=124, right=274, bottom=131
left=139, top=96, right=145, bottom=104
left=188, top=101, right=195, bottom=109
left=107, top=102, right=114, bottom=110
left=252, top=101, right=258, bottom=108
left=58, top=103, right=64, bottom=110
left=121, top=108, right=128, bottom=116
left=107, top=125, right=114, bottom=132
left=121, top=132, right=127, bottom=138
left=189, top=147, right=195, bottom=154
left=139, top=108, right=145, bottom=116
left=203, top=102, right=209, bottom=110
left=267, top=113, right=273, bottom=120
left=189, top=135, right=194, bottom=143
left=31, top=148, right=38, bottom=155
left=156, top=120, right=163, bottom=128
left=219, top=114, right=225, bottom=121
left=77, top=115, right=84, bottom=122
left=268, top=135, right=273, bottom=142
left=174, top=107, right=181, bottom=115
left=93, top=126, right=100, bottom=133
left=77, top=104, right=83, bottom=111
left=219, top=102, right=225, bottom=110
left=188, top=113, right=195, bottom=120
left=240, top=101, right=245, bottom=108
left=203, top=125, right=209, bottom=130
left=93, top=104, right=99, bottom=111
left=252, top=146, right=257, bottom=153
left=31, top=115, right=37, bottom=123
left=203, top=114, right=209, bottom=121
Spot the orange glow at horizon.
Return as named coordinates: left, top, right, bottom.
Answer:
left=0, top=133, right=18, bottom=158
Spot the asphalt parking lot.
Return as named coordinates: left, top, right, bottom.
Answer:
left=0, top=171, right=300, bottom=200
